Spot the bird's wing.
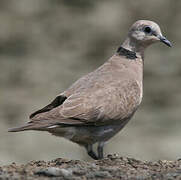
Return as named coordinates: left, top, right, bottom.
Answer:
left=30, top=78, right=141, bottom=126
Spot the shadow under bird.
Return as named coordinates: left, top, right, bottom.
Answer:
left=9, top=20, right=172, bottom=160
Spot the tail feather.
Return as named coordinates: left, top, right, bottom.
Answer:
left=8, top=122, right=50, bottom=132
left=8, top=120, right=60, bottom=132
left=8, top=124, right=34, bottom=132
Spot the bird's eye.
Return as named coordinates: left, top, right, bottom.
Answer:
left=143, top=26, right=152, bottom=34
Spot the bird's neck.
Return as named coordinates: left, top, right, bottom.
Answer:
left=116, top=46, right=137, bottom=60
left=121, top=37, right=145, bottom=59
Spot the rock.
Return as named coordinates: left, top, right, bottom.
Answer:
left=35, top=167, right=73, bottom=178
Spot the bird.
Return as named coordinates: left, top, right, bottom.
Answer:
left=9, top=20, right=171, bottom=160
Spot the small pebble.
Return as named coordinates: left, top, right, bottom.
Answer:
left=94, top=171, right=112, bottom=178
left=35, top=167, right=72, bottom=178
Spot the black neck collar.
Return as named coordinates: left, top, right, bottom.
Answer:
left=116, top=46, right=137, bottom=60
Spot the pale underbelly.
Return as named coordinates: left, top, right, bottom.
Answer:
left=49, top=118, right=131, bottom=146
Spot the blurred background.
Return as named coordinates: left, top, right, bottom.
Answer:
left=0, top=0, right=180, bottom=165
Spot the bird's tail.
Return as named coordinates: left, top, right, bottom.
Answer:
left=8, top=125, right=31, bottom=132
left=8, top=122, right=49, bottom=132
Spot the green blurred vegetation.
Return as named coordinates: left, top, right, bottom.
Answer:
left=0, top=0, right=181, bottom=165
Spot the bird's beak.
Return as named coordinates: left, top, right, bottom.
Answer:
left=159, top=35, right=172, bottom=47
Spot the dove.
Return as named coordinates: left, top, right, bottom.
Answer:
left=9, top=20, right=171, bottom=160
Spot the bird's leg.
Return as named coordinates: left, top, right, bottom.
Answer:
left=97, top=142, right=104, bottom=159
left=85, top=144, right=98, bottom=160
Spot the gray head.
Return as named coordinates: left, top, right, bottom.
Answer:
left=122, top=20, right=171, bottom=54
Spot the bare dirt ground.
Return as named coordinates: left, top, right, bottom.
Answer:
left=1, top=155, right=181, bottom=180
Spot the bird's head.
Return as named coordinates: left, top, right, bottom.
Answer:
left=122, top=20, right=172, bottom=54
